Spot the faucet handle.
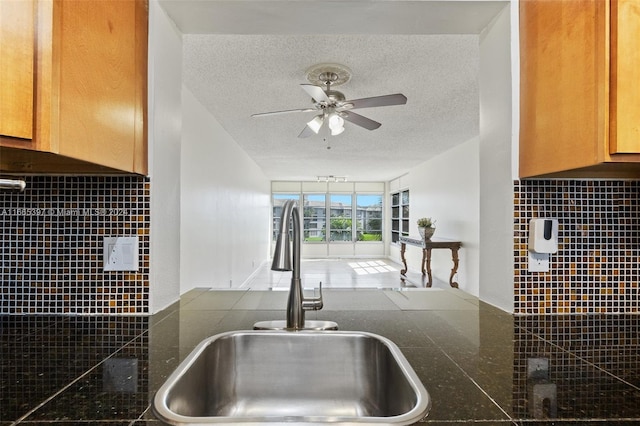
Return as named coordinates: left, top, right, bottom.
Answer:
left=302, top=281, right=324, bottom=311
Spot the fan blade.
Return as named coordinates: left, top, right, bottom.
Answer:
left=252, top=107, right=316, bottom=117
left=342, top=93, right=407, bottom=110
left=300, top=84, right=330, bottom=104
left=298, top=115, right=324, bottom=138
left=341, top=111, right=381, bottom=131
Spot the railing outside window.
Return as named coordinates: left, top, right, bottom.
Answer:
left=356, top=194, right=382, bottom=241
left=329, top=194, right=352, bottom=241
left=272, top=191, right=384, bottom=243
left=272, top=194, right=299, bottom=240
left=303, top=194, right=326, bottom=242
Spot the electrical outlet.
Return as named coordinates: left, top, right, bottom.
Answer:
left=528, top=251, right=550, bottom=272
left=104, top=236, right=139, bottom=271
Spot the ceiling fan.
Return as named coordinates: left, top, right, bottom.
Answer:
left=251, top=64, right=407, bottom=138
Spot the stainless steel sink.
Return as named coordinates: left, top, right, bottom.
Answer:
left=153, top=330, right=430, bottom=425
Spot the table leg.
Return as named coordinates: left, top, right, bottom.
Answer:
left=425, top=248, right=433, bottom=287
left=449, top=247, right=460, bottom=288
left=400, top=243, right=408, bottom=275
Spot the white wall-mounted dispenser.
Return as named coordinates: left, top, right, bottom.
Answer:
left=528, top=218, right=559, bottom=272
left=529, top=218, right=558, bottom=254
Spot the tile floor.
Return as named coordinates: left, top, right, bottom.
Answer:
left=2, top=259, right=640, bottom=425
left=241, top=258, right=418, bottom=290
left=242, top=257, right=465, bottom=293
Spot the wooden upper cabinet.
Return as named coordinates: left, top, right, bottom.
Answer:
left=0, top=0, right=148, bottom=175
left=0, top=0, right=35, bottom=140
left=519, top=0, right=640, bottom=178
left=610, top=0, right=640, bottom=155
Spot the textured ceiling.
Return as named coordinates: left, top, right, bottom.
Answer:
left=159, top=0, right=509, bottom=182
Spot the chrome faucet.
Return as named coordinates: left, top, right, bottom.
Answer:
left=272, top=200, right=324, bottom=330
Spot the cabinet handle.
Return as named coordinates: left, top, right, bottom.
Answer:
left=0, top=178, right=26, bottom=192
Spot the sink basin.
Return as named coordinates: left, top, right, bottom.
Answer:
left=153, top=330, right=430, bottom=425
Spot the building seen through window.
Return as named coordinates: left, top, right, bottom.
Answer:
left=272, top=192, right=383, bottom=243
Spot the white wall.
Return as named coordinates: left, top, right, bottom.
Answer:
left=390, top=138, right=481, bottom=296
left=386, top=2, right=515, bottom=310
left=478, top=3, right=514, bottom=312
left=180, top=88, right=271, bottom=293
left=148, top=0, right=183, bottom=313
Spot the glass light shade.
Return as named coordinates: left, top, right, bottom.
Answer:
left=306, top=115, right=324, bottom=134
left=328, top=114, right=345, bottom=135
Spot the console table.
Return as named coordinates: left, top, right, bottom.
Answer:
left=399, top=236, right=462, bottom=288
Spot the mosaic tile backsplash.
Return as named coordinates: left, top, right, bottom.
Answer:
left=514, top=180, right=640, bottom=315
left=0, top=176, right=150, bottom=315
left=2, top=177, right=637, bottom=316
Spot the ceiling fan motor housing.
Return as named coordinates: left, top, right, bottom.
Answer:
left=317, top=90, right=346, bottom=106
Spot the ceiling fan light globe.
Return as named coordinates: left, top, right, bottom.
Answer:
left=328, top=114, right=345, bottom=132
left=307, top=115, right=324, bottom=134
left=330, top=126, right=345, bottom=136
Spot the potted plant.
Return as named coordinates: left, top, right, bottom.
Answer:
left=416, top=217, right=436, bottom=240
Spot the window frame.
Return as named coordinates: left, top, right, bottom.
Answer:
left=302, top=193, right=327, bottom=242
left=355, top=193, right=383, bottom=242
left=390, top=189, right=409, bottom=244
left=272, top=190, right=384, bottom=244
left=272, top=193, right=300, bottom=241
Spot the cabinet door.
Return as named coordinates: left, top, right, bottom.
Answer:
left=519, top=0, right=609, bottom=177
left=610, top=0, right=640, bottom=154
left=0, top=0, right=35, bottom=140
left=57, top=0, right=140, bottom=170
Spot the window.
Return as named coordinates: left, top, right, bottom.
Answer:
left=271, top=189, right=384, bottom=244
left=329, top=194, right=352, bottom=241
left=391, top=190, right=409, bottom=243
left=356, top=195, right=382, bottom=241
left=303, top=194, right=326, bottom=242
left=272, top=194, right=299, bottom=240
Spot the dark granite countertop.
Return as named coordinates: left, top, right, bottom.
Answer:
left=2, top=288, right=640, bottom=425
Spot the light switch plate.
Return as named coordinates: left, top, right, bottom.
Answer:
left=103, top=236, right=139, bottom=272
